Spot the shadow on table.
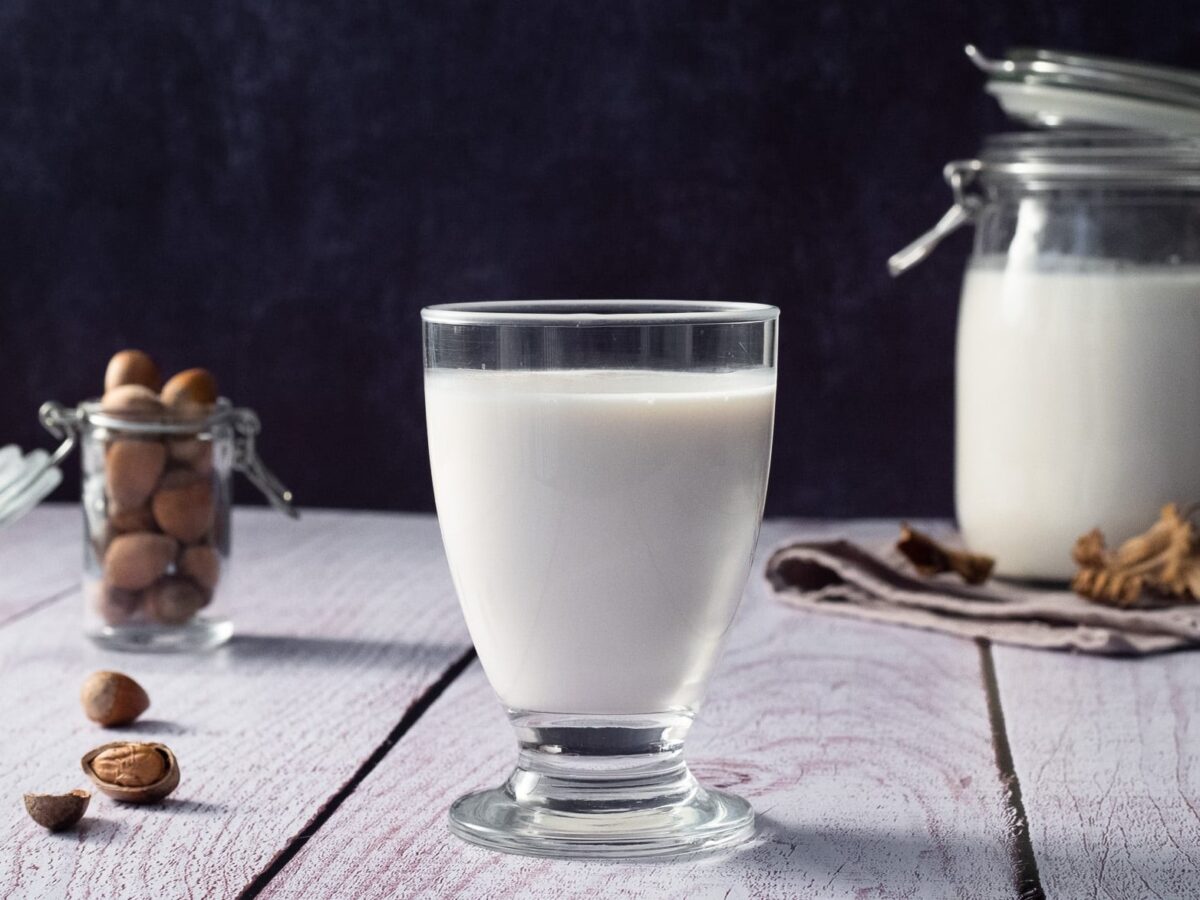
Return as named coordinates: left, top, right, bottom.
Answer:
left=696, top=813, right=1008, bottom=881
left=221, top=633, right=466, bottom=670
left=69, top=818, right=121, bottom=843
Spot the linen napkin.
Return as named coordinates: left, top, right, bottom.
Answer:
left=765, top=533, right=1200, bottom=655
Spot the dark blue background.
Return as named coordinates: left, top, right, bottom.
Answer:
left=2, top=2, right=1197, bottom=515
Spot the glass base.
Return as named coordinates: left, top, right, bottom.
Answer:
left=87, top=617, right=233, bottom=652
left=448, top=713, right=755, bottom=859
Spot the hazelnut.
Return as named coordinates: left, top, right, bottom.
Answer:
left=23, top=790, right=91, bottom=831
left=108, top=504, right=157, bottom=534
left=104, top=350, right=161, bottom=393
left=105, top=440, right=167, bottom=510
left=104, top=533, right=177, bottom=591
left=80, top=671, right=150, bottom=727
left=168, top=438, right=214, bottom=474
left=91, top=583, right=142, bottom=626
left=100, top=384, right=165, bottom=418
left=82, top=742, right=179, bottom=803
left=161, top=368, right=218, bottom=410
left=179, top=545, right=220, bottom=593
left=152, top=470, right=214, bottom=543
left=144, top=576, right=207, bottom=624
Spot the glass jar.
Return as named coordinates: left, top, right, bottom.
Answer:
left=40, top=399, right=295, bottom=651
left=893, top=47, right=1200, bottom=580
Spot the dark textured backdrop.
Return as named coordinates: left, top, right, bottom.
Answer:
left=2, top=1, right=1198, bottom=516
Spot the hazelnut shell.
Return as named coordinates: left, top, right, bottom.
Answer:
left=81, top=742, right=180, bottom=804
left=105, top=350, right=161, bottom=393
left=80, top=671, right=150, bottom=727
left=23, top=790, right=91, bottom=831
left=104, top=533, right=178, bottom=591
left=151, top=470, right=214, bottom=543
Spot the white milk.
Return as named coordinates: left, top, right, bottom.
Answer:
left=956, top=263, right=1200, bottom=579
left=425, top=368, right=776, bottom=715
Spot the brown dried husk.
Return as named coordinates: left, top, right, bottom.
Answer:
left=896, top=524, right=995, bottom=585
left=1072, top=503, right=1200, bottom=607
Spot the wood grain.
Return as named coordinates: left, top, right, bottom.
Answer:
left=263, top=521, right=1021, bottom=899
left=994, top=644, right=1200, bottom=899
left=0, top=508, right=471, bottom=899
left=0, top=505, right=80, bottom=623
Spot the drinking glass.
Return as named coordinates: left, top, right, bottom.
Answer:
left=423, top=301, right=778, bottom=858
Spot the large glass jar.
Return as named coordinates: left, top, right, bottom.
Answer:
left=962, top=135, right=1200, bottom=578
left=893, top=47, right=1200, bottom=580
left=40, top=399, right=295, bottom=651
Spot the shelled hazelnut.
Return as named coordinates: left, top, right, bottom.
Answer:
left=88, top=351, right=225, bottom=629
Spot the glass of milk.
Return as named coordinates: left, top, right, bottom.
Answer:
left=423, top=301, right=777, bottom=858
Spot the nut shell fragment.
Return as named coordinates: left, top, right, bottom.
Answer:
left=82, top=742, right=179, bottom=804
left=896, top=524, right=995, bottom=586
left=23, top=790, right=91, bottom=831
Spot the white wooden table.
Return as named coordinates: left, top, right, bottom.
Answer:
left=0, top=507, right=1196, bottom=899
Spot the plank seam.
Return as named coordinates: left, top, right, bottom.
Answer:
left=237, top=645, right=477, bottom=900
left=977, top=638, right=1045, bottom=900
left=0, top=584, right=77, bottom=630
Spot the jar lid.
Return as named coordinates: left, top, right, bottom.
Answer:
left=967, top=45, right=1200, bottom=135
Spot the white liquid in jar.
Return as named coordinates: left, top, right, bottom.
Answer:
left=425, top=368, right=776, bottom=715
left=956, top=263, right=1200, bottom=579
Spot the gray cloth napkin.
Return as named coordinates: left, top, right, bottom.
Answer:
left=765, top=535, right=1200, bottom=655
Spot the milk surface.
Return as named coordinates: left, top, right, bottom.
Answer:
left=425, top=368, right=776, bottom=715
left=957, top=263, right=1200, bottom=579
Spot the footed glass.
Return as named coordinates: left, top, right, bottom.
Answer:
left=423, top=301, right=778, bottom=858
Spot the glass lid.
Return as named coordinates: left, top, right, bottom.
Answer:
left=967, top=45, right=1200, bottom=135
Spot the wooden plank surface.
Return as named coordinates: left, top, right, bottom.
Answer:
left=993, top=645, right=1200, bottom=899
left=262, top=521, right=1022, bottom=899
left=0, top=505, right=81, bottom=623
left=0, top=507, right=471, bottom=899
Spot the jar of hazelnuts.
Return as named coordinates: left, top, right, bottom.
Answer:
left=39, top=350, right=296, bottom=652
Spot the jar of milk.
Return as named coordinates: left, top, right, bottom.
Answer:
left=892, top=46, right=1200, bottom=580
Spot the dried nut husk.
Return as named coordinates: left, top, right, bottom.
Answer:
left=24, top=789, right=91, bottom=831
left=105, top=350, right=161, bottom=393
left=80, top=671, right=150, bottom=727
left=101, top=384, right=166, bottom=418
left=896, top=523, right=995, bottom=585
left=106, top=440, right=167, bottom=510
left=104, top=533, right=178, bottom=591
left=1072, top=503, right=1200, bottom=606
left=82, top=742, right=179, bottom=804
left=161, top=368, right=219, bottom=409
left=152, top=469, right=215, bottom=543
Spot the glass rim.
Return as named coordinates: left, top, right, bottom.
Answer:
left=421, top=300, right=779, bottom=326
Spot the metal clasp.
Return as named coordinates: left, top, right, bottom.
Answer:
left=39, top=401, right=83, bottom=468
left=887, top=160, right=984, bottom=276
left=229, top=408, right=299, bottom=519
